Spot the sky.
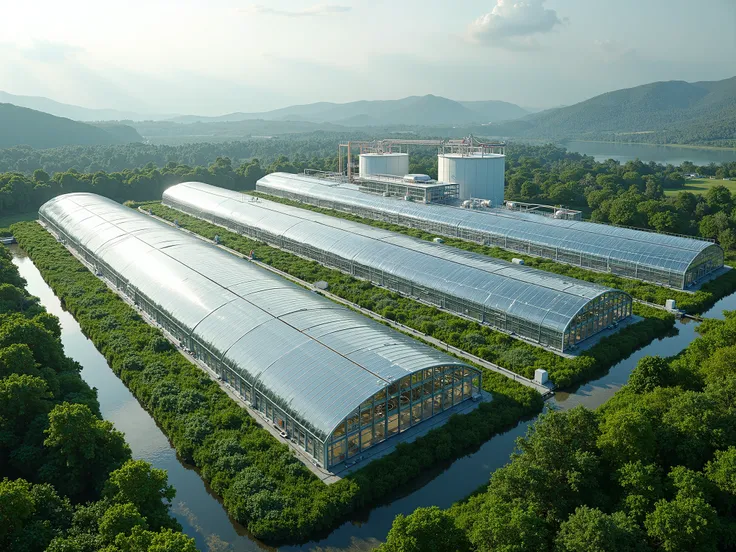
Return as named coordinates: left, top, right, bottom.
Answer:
left=1, top=0, right=735, bottom=115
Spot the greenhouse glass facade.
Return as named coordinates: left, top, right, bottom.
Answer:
left=163, top=182, right=632, bottom=353
left=39, top=193, right=479, bottom=469
left=255, top=173, right=724, bottom=289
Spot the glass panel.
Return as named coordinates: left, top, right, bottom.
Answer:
left=374, top=419, right=386, bottom=443
left=347, top=434, right=360, bottom=458
left=399, top=408, right=411, bottom=431
left=361, top=427, right=373, bottom=450
left=388, top=413, right=399, bottom=436
left=332, top=422, right=346, bottom=440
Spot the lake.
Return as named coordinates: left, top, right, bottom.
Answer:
left=564, top=141, right=736, bottom=166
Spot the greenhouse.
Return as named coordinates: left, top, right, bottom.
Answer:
left=163, top=181, right=632, bottom=353
left=255, top=172, right=724, bottom=289
left=39, top=193, right=480, bottom=470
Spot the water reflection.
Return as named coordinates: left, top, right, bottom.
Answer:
left=11, top=244, right=736, bottom=551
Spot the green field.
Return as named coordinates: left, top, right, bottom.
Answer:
left=664, top=177, right=736, bottom=196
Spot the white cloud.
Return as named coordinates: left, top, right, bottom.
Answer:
left=242, top=4, right=351, bottom=17
left=468, top=1, right=563, bottom=49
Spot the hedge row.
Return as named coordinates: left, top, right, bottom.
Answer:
left=250, top=192, right=736, bottom=315
left=145, top=202, right=676, bottom=389
left=11, top=220, right=543, bottom=544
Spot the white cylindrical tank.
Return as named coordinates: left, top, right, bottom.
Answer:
left=437, top=153, right=505, bottom=204
left=359, top=153, right=409, bottom=178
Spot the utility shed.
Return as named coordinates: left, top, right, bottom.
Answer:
left=39, top=193, right=480, bottom=469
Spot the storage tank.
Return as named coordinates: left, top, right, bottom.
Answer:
left=437, top=153, right=505, bottom=204
left=359, top=153, right=409, bottom=178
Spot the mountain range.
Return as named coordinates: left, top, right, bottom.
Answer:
left=492, top=76, right=736, bottom=145
left=0, top=91, right=171, bottom=122
left=1, top=76, right=734, bottom=149
left=168, top=95, right=529, bottom=126
left=0, top=103, right=142, bottom=149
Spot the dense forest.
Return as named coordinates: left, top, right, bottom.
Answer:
left=379, top=311, right=736, bottom=552
left=2, top=142, right=736, bottom=253
left=0, top=246, right=195, bottom=551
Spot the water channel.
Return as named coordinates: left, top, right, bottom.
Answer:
left=10, top=244, right=736, bottom=552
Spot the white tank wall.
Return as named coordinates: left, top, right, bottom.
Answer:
left=438, top=154, right=505, bottom=204
left=359, top=153, right=410, bottom=178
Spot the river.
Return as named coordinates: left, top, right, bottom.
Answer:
left=564, top=141, right=736, bottom=166
left=10, top=244, right=736, bottom=551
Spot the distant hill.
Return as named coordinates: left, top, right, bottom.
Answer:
left=131, top=118, right=345, bottom=141
left=169, top=95, right=529, bottom=126
left=0, top=91, right=171, bottom=122
left=488, top=76, right=736, bottom=146
left=457, top=100, right=529, bottom=122
left=0, top=103, right=143, bottom=149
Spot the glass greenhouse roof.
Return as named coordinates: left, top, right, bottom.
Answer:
left=40, top=193, right=470, bottom=439
left=164, top=182, right=629, bottom=338
left=256, top=172, right=722, bottom=278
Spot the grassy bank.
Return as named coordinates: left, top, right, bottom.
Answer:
left=250, top=192, right=736, bottom=315
left=146, top=202, right=675, bottom=389
left=664, top=177, right=736, bottom=196
left=12, top=220, right=544, bottom=544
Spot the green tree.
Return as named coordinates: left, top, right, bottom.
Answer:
left=98, top=503, right=147, bottom=544
left=468, top=495, right=549, bottom=552
left=597, top=405, right=656, bottom=467
left=32, top=169, right=50, bottom=184
left=699, top=212, right=730, bottom=239
left=103, top=460, right=177, bottom=531
left=718, top=228, right=736, bottom=251
left=380, top=506, right=471, bottom=552
left=617, top=461, right=663, bottom=521
left=42, top=403, right=131, bottom=500
left=0, top=373, right=51, bottom=435
left=644, top=496, right=718, bottom=552
left=0, top=478, right=72, bottom=552
left=556, top=506, right=646, bottom=552
left=648, top=211, right=677, bottom=233
left=627, top=356, right=672, bottom=394
left=705, top=446, right=736, bottom=505
left=114, top=526, right=197, bottom=552
left=608, top=194, right=645, bottom=227
left=705, top=184, right=732, bottom=213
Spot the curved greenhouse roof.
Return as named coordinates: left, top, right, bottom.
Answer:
left=39, top=193, right=473, bottom=442
left=163, top=182, right=632, bottom=352
left=255, top=172, right=723, bottom=289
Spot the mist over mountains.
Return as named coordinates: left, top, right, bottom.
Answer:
left=1, top=76, right=734, bottom=149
